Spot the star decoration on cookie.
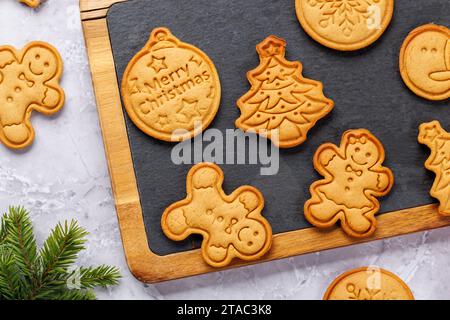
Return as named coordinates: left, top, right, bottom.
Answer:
left=176, top=99, right=201, bottom=124
left=156, top=114, right=170, bottom=127
left=422, top=125, right=441, bottom=142
left=148, top=55, right=167, bottom=73
left=261, top=40, right=283, bottom=56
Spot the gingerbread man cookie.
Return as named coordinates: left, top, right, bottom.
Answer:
left=400, top=24, right=450, bottom=101
left=19, top=0, right=40, bottom=8
left=304, top=129, right=394, bottom=238
left=418, top=121, right=450, bottom=216
left=122, top=27, right=221, bottom=142
left=0, top=42, right=64, bottom=149
left=295, top=0, right=394, bottom=51
left=161, top=163, right=272, bottom=267
left=324, top=267, right=414, bottom=300
left=236, top=35, right=334, bottom=148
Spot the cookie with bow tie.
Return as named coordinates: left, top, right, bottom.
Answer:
left=304, top=129, right=394, bottom=238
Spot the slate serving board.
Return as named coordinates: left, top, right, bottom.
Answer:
left=107, top=0, right=449, bottom=256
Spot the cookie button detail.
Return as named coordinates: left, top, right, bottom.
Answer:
left=304, top=129, right=394, bottom=238
left=121, top=27, right=221, bottom=142
left=400, top=24, right=450, bottom=101
left=0, top=42, right=64, bottom=149
left=161, top=163, right=272, bottom=267
left=295, top=0, right=394, bottom=51
left=324, top=267, right=414, bottom=300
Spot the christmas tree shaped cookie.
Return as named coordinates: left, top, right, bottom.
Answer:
left=304, top=129, right=394, bottom=238
left=418, top=121, right=450, bottom=216
left=236, top=35, right=334, bottom=148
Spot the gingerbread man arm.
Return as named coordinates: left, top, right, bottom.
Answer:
left=364, top=168, right=394, bottom=195
left=0, top=48, right=16, bottom=69
left=313, top=143, right=346, bottom=178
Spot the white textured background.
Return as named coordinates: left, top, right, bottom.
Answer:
left=0, top=0, right=449, bottom=300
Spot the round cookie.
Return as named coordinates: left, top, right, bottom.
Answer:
left=399, top=24, right=450, bottom=101
left=324, top=267, right=414, bottom=300
left=121, top=27, right=221, bottom=142
left=295, top=0, right=394, bottom=51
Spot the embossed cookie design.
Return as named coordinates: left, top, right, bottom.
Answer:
left=0, top=42, right=64, bottom=149
left=161, top=163, right=272, bottom=267
left=418, top=121, right=450, bottom=216
left=324, top=267, right=414, bottom=300
left=295, top=0, right=394, bottom=51
left=121, top=27, right=221, bottom=142
left=236, top=35, right=334, bottom=148
left=400, top=24, right=450, bottom=101
left=19, top=0, right=40, bottom=7
left=304, top=129, right=394, bottom=238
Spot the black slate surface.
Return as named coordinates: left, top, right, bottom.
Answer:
left=107, top=0, right=449, bottom=256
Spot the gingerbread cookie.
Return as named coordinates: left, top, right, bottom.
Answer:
left=236, top=35, right=334, bottom=148
left=304, top=129, right=394, bottom=238
left=324, top=267, right=414, bottom=300
left=19, top=0, right=40, bottom=8
left=400, top=24, right=450, bottom=101
left=418, top=121, right=450, bottom=216
left=0, top=42, right=64, bottom=149
left=121, top=27, right=221, bottom=142
left=161, top=163, right=272, bottom=267
left=295, top=0, right=394, bottom=51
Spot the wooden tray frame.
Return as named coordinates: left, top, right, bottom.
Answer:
left=80, top=0, right=450, bottom=283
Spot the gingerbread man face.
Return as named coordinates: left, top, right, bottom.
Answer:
left=304, top=129, right=394, bottom=238
left=345, top=133, right=382, bottom=168
left=0, top=42, right=64, bottom=149
left=161, top=163, right=272, bottom=267
left=418, top=121, right=450, bottom=216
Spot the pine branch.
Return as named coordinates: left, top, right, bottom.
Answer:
left=44, top=288, right=96, bottom=300
left=78, top=265, right=121, bottom=288
left=0, top=213, right=8, bottom=245
left=0, top=247, right=24, bottom=300
left=0, top=207, right=120, bottom=300
left=34, top=220, right=88, bottom=298
left=3, top=207, right=38, bottom=282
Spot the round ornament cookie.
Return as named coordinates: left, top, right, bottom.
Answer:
left=121, top=27, right=221, bottom=142
left=324, top=267, right=414, bottom=300
left=399, top=24, right=450, bottom=101
left=295, top=0, right=394, bottom=51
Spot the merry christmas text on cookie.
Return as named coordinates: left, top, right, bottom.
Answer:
left=161, top=163, right=272, bottom=267
left=295, top=0, right=394, bottom=51
left=19, top=0, right=40, bottom=8
left=121, top=27, right=221, bottom=142
left=304, top=129, right=394, bottom=238
left=236, top=35, right=334, bottom=148
left=0, top=41, right=64, bottom=149
left=324, top=267, right=414, bottom=300
left=400, top=24, right=450, bottom=101
left=418, top=121, right=450, bottom=216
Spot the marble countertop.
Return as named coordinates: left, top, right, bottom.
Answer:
left=0, top=0, right=449, bottom=300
